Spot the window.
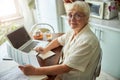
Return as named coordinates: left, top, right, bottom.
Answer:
left=0, top=0, right=21, bottom=22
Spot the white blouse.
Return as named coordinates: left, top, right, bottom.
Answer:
left=57, top=24, right=101, bottom=80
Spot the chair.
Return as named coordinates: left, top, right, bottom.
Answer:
left=30, top=23, right=55, bottom=40
left=93, top=50, right=103, bottom=80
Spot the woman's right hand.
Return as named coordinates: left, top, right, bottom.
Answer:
left=35, top=47, right=47, bottom=54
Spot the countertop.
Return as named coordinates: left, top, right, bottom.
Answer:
left=89, top=17, right=120, bottom=32
left=61, top=15, right=120, bottom=32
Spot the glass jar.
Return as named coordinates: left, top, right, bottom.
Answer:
left=33, top=30, right=43, bottom=40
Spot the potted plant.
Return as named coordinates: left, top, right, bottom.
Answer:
left=63, top=0, right=75, bottom=13
left=63, top=0, right=84, bottom=13
left=115, top=0, right=120, bottom=20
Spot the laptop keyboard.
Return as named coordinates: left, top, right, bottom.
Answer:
left=22, top=41, right=38, bottom=53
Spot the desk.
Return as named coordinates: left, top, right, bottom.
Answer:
left=36, top=33, right=63, bottom=80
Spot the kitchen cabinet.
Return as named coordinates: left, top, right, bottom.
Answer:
left=61, top=15, right=120, bottom=79
left=90, top=24, right=120, bottom=79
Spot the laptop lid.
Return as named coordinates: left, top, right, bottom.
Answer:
left=6, top=26, right=31, bottom=49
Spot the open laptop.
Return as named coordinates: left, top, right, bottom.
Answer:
left=6, top=26, right=55, bottom=59
left=6, top=26, right=40, bottom=53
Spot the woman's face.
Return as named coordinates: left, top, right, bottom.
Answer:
left=67, top=10, right=88, bottom=31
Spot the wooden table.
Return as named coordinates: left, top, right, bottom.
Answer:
left=36, top=33, right=64, bottom=80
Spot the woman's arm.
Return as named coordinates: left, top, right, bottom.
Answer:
left=45, top=38, right=61, bottom=52
left=35, top=38, right=61, bottom=54
left=36, top=64, right=72, bottom=75
left=19, top=64, right=72, bottom=75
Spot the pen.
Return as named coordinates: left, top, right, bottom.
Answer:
left=3, top=58, right=13, bottom=60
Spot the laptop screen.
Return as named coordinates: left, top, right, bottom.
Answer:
left=7, top=27, right=31, bottom=49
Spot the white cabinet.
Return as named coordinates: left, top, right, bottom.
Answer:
left=90, top=24, right=120, bottom=79
left=90, top=25, right=102, bottom=41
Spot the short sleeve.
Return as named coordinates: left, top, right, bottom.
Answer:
left=57, top=34, right=66, bottom=46
left=63, top=42, right=93, bottom=72
left=57, top=31, right=72, bottom=46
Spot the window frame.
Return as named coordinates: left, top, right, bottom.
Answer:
left=0, top=0, right=22, bottom=22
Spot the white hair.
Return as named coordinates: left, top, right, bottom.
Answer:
left=66, top=1, right=90, bottom=18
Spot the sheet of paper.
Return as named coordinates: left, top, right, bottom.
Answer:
left=0, top=61, right=18, bottom=74
left=38, top=51, right=56, bottom=60
left=0, top=66, right=29, bottom=80
left=34, top=40, right=49, bottom=48
left=28, top=75, right=48, bottom=80
left=21, top=52, right=40, bottom=67
left=6, top=43, right=40, bottom=67
left=0, top=61, right=28, bottom=80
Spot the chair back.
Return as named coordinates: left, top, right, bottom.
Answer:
left=30, top=23, right=55, bottom=35
left=93, top=50, right=102, bottom=80
left=30, top=23, right=55, bottom=40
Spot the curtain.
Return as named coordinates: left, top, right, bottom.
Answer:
left=18, top=0, right=35, bottom=30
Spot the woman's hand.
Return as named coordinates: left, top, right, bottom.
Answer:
left=35, top=39, right=61, bottom=54
left=35, top=47, right=48, bottom=54
left=18, top=65, right=38, bottom=75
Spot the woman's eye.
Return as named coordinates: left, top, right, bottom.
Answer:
left=69, top=14, right=72, bottom=18
left=76, top=14, right=80, bottom=17
left=67, top=14, right=72, bottom=19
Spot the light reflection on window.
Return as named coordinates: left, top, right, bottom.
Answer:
left=0, top=0, right=20, bottom=22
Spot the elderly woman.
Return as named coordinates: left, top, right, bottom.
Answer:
left=19, top=1, right=101, bottom=80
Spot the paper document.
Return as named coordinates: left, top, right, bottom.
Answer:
left=34, top=40, right=49, bottom=48
left=28, top=75, right=48, bottom=80
left=6, top=43, right=40, bottom=67
left=0, top=61, right=18, bottom=74
left=38, top=51, right=56, bottom=60
left=0, top=61, right=47, bottom=80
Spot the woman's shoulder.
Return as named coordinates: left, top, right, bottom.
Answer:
left=65, top=30, right=73, bottom=35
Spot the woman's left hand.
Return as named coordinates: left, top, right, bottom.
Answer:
left=18, top=65, right=38, bottom=75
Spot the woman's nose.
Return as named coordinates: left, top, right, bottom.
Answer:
left=71, top=16, right=76, bottom=21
